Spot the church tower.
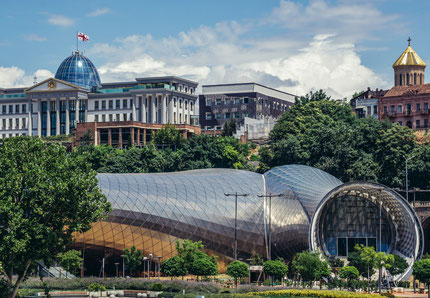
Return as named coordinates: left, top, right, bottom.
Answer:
left=393, top=38, right=426, bottom=86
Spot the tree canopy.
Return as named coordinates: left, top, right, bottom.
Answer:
left=292, top=251, right=330, bottom=283
left=226, top=261, right=249, bottom=287
left=123, top=246, right=143, bottom=276
left=57, top=250, right=83, bottom=277
left=414, top=259, right=430, bottom=298
left=161, top=256, right=188, bottom=279
left=259, top=90, right=427, bottom=189
left=0, top=137, right=110, bottom=298
left=263, top=260, right=288, bottom=284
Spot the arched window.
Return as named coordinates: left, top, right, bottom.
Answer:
left=407, top=73, right=410, bottom=85
left=399, top=74, right=402, bottom=86
left=414, top=73, right=417, bottom=85
left=421, top=74, right=424, bottom=84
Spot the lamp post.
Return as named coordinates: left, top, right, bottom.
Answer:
left=404, top=155, right=414, bottom=204
left=149, top=253, right=153, bottom=280
left=120, top=255, right=125, bottom=278
left=143, top=257, right=148, bottom=279
left=115, top=263, right=119, bottom=278
left=257, top=193, right=284, bottom=260
left=156, top=256, right=162, bottom=278
left=224, top=192, right=249, bottom=260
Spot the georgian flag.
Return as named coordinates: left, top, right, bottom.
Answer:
left=78, top=32, right=89, bottom=42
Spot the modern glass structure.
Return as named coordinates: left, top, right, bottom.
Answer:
left=73, top=165, right=423, bottom=279
left=55, top=50, right=102, bottom=90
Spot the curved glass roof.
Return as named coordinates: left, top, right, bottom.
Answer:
left=55, top=51, right=102, bottom=90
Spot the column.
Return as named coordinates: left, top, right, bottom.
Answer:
left=108, top=128, right=112, bottom=146
left=46, top=99, right=51, bottom=136
left=151, top=94, right=156, bottom=123
left=136, top=128, right=140, bottom=145
left=27, top=100, right=32, bottom=136
left=132, top=97, right=137, bottom=122
left=37, top=99, right=41, bottom=137
left=143, top=129, right=146, bottom=145
left=118, top=128, right=123, bottom=148
left=96, top=129, right=101, bottom=146
left=56, top=99, right=60, bottom=136
left=161, top=94, right=166, bottom=124
left=141, top=96, right=146, bottom=123
left=131, top=127, right=135, bottom=146
left=168, top=96, right=173, bottom=124
left=75, top=99, right=80, bottom=125
left=65, top=98, right=70, bottom=135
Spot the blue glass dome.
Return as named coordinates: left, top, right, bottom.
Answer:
left=55, top=51, right=102, bottom=90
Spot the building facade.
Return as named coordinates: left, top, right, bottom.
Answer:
left=380, top=42, right=430, bottom=129
left=0, top=51, right=199, bottom=140
left=74, top=165, right=423, bottom=279
left=350, top=88, right=388, bottom=118
left=198, top=83, right=295, bottom=135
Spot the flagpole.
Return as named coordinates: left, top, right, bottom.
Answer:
left=76, top=31, right=78, bottom=52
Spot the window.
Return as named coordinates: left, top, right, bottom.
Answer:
left=205, top=112, right=212, bottom=120
left=337, top=238, right=347, bottom=256
left=417, top=103, right=421, bottom=111
left=225, top=98, right=231, bottom=105
left=425, top=103, right=429, bottom=112
left=174, top=99, right=177, bottom=107
left=397, top=105, right=402, bottom=113
left=102, top=115, right=106, bottom=122
left=390, top=105, right=395, bottom=114
left=116, top=100, right=121, bottom=109
left=185, top=100, right=188, bottom=110
left=399, top=74, right=403, bottom=86
left=95, top=115, right=99, bottom=122
left=95, top=101, right=99, bottom=110
left=2, top=119, right=5, bottom=128
left=123, top=113, right=127, bottom=121
left=123, top=99, right=128, bottom=109
left=216, top=113, right=221, bottom=119
left=234, top=112, right=239, bottom=118
left=130, top=99, right=132, bottom=108
left=225, top=112, right=231, bottom=119
left=190, top=103, right=194, bottom=111
left=15, top=105, right=19, bottom=114
left=23, top=118, right=27, bottom=128
left=373, top=105, right=377, bottom=115
left=22, top=104, right=26, bottom=113
left=416, top=120, right=421, bottom=128
left=414, top=73, right=417, bottom=85
left=244, top=97, right=249, bottom=104
left=15, top=118, right=19, bottom=128
left=2, top=106, right=5, bottom=114
left=206, top=99, right=212, bottom=106
left=109, top=100, right=113, bottom=109
left=102, top=101, right=106, bottom=110
left=367, top=106, right=371, bottom=115
left=179, top=100, right=182, bottom=109
left=234, top=98, right=240, bottom=104
left=243, top=112, right=248, bottom=117
left=425, top=119, right=428, bottom=128
left=9, top=119, right=12, bottom=129
left=216, top=98, right=222, bottom=105
left=109, top=114, right=113, bottom=122
left=383, top=106, right=387, bottom=114
left=9, top=105, right=13, bottom=114
left=117, top=114, right=120, bottom=122
left=407, top=73, right=410, bottom=85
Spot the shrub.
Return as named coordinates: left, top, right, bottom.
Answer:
left=151, top=283, right=163, bottom=291
left=88, top=283, right=106, bottom=292
left=380, top=293, right=395, bottom=298
left=247, top=289, right=382, bottom=297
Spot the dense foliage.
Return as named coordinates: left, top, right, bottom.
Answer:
left=388, top=254, right=408, bottom=276
left=226, top=261, right=249, bottom=287
left=260, top=90, right=430, bottom=189
left=247, top=289, right=381, bottom=297
left=292, top=251, right=330, bottom=284
left=160, top=256, right=188, bottom=279
left=57, top=250, right=83, bottom=277
left=123, top=246, right=144, bottom=276
left=263, top=260, right=288, bottom=285
left=0, top=137, right=110, bottom=298
left=74, top=134, right=252, bottom=173
left=413, top=259, right=430, bottom=298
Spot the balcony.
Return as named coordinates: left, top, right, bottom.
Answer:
left=388, top=112, right=397, bottom=118
left=421, top=110, right=429, bottom=115
left=405, top=110, right=413, bottom=117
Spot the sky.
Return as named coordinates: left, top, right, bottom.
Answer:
left=0, top=0, right=429, bottom=98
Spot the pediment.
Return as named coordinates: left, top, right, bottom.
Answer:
left=25, top=78, right=80, bottom=93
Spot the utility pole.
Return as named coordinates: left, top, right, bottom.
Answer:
left=257, top=193, right=284, bottom=260
left=404, top=155, right=414, bottom=204
left=224, top=192, right=249, bottom=260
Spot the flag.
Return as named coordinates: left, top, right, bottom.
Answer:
left=78, top=32, right=89, bottom=42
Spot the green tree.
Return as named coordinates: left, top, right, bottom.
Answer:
left=123, top=246, right=143, bottom=276
left=161, top=256, right=188, bottom=280
left=175, top=239, right=204, bottom=272
left=226, top=261, right=249, bottom=287
left=57, top=250, right=83, bottom=277
left=0, top=137, right=110, bottom=298
left=339, top=266, right=359, bottom=289
left=221, top=119, right=237, bottom=137
left=189, top=252, right=218, bottom=280
left=263, top=260, right=288, bottom=285
left=250, top=252, right=264, bottom=266
left=374, top=252, right=394, bottom=294
left=388, top=254, right=408, bottom=277
left=347, top=251, right=375, bottom=279
left=355, top=245, right=376, bottom=292
left=292, top=251, right=330, bottom=287
left=414, top=259, right=430, bottom=298
left=153, top=124, right=185, bottom=148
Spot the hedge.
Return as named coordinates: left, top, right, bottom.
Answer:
left=246, top=289, right=381, bottom=297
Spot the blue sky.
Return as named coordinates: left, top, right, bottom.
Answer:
left=0, top=0, right=429, bottom=98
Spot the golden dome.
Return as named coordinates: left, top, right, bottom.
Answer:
left=393, top=45, right=426, bottom=67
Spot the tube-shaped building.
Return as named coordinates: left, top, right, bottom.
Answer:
left=74, top=165, right=423, bottom=279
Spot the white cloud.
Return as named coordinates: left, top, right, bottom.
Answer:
left=86, top=0, right=396, bottom=98
left=87, top=8, right=110, bottom=17
left=48, top=14, right=74, bottom=27
left=0, top=67, right=53, bottom=88
left=24, top=34, right=47, bottom=42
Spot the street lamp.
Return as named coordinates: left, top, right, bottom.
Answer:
left=257, top=193, right=284, bottom=260
left=143, top=257, right=148, bottom=279
left=120, top=255, right=125, bottom=278
left=404, top=155, right=414, bottom=204
left=149, top=253, right=153, bottom=280
left=114, top=263, right=119, bottom=278
left=156, top=256, right=162, bottom=278
left=224, top=192, right=249, bottom=260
